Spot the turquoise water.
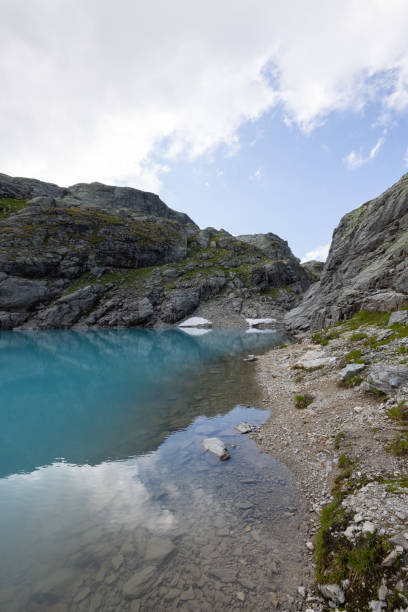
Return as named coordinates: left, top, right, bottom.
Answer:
left=0, top=328, right=304, bottom=611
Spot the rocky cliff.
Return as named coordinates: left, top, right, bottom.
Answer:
left=0, top=173, right=310, bottom=330
left=286, top=173, right=408, bottom=331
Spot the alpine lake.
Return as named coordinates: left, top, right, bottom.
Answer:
left=0, top=328, right=305, bottom=611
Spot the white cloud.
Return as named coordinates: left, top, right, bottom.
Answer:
left=1, top=1, right=408, bottom=189
left=301, top=244, right=330, bottom=263
left=404, top=147, right=408, bottom=168
left=344, top=134, right=386, bottom=169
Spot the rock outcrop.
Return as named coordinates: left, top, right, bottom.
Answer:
left=0, top=172, right=310, bottom=330
left=286, top=173, right=408, bottom=331
left=301, top=260, right=324, bottom=283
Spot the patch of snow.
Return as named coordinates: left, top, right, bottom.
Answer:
left=245, top=318, right=276, bottom=328
left=178, top=317, right=212, bottom=328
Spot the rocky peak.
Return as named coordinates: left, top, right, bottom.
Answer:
left=237, top=232, right=295, bottom=261
left=0, top=172, right=198, bottom=231
left=286, top=173, right=408, bottom=331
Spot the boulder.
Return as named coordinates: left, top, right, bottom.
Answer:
left=296, top=349, right=336, bottom=369
left=382, top=549, right=401, bottom=567
left=339, top=363, right=366, bottom=382
left=362, top=291, right=408, bottom=313
left=234, top=422, right=255, bottom=434
left=202, top=438, right=230, bottom=461
left=36, top=285, right=105, bottom=329
left=319, top=584, right=345, bottom=605
left=389, top=310, right=408, bottom=325
left=0, top=311, right=29, bottom=330
left=366, top=365, right=408, bottom=394
left=160, top=289, right=200, bottom=324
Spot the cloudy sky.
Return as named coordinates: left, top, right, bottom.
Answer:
left=1, top=1, right=408, bottom=261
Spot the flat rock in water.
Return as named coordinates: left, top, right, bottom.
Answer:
left=234, top=422, right=255, bottom=433
left=202, top=437, right=230, bottom=460
left=122, top=566, right=156, bottom=598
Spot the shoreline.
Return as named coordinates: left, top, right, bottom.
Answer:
left=251, top=313, right=408, bottom=610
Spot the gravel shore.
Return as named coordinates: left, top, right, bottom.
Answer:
left=252, top=312, right=408, bottom=610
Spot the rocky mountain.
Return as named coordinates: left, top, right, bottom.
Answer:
left=0, top=172, right=310, bottom=330
left=286, top=172, right=408, bottom=331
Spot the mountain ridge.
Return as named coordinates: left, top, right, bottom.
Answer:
left=0, top=172, right=309, bottom=330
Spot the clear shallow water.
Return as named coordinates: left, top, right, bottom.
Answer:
left=0, top=329, right=304, bottom=611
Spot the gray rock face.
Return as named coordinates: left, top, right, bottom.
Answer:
left=0, top=276, right=49, bottom=309
left=0, top=172, right=64, bottom=200
left=286, top=173, right=408, bottom=331
left=238, top=233, right=309, bottom=288
left=366, top=365, right=408, bottom=394
left=0, top=172, right=311, bottom=330
left=35, top=285, right=105, bottom=329
left=0, top=311, right=29, bottom=330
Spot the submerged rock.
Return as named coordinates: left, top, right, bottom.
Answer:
left=144, top=537, right=174, bottom=563
left=122, top=566, right=156, bottom=598
left=202, top=437, right=230, bottom=461
left=234, top=422, right=255, bottom=434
